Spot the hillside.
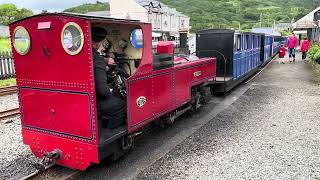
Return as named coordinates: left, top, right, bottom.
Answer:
left=62, top=0, right=319, bottom=32
left=63, top=1, right=109, bottom=14
left=161, top=0, right=320, bottom=31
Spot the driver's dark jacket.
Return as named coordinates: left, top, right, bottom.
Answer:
left=93, top=48, right=112, bottom=102
left=93, top=48, right=126, bottom=129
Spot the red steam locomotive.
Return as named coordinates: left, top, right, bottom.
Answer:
left=9, top=13, right=216, bottom=170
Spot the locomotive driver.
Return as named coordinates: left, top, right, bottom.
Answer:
left=91, top=27, right=126, bottom=129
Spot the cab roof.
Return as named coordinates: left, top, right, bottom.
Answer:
left=10, top=12, right=149, bottom=25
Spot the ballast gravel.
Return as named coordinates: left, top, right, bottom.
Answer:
left=137, top=58, right=320, bottom=179
left=0, top=117, right=37, bottom=180
left=0, top=94, right=18, bottom=112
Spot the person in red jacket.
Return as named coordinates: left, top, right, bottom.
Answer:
left=279, top=44, right=286, bottom=64
left=300, top=37, right=310, bottom=61
left=287, top=32, right=299, bottom=63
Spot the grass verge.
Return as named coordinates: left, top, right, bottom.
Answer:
left=0, top=78, right=16, bottom=87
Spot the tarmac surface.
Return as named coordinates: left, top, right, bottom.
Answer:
left=80, top=56, right=320, bottom=179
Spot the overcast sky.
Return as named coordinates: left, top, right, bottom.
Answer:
left=0, top=0, right=109, bottom=13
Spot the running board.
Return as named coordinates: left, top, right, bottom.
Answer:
left=175, top=105, right=192, bottom=119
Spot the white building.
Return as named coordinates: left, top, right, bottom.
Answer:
left=110, top=0, right=190, bottom=35
left=86, top=0, right=191, bottom=51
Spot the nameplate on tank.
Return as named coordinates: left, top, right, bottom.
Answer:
left=194, top=71, right=202, bottom=77
left=136, top=96, right=146, bottom=107
left=37, top=22, right=51, bottom=29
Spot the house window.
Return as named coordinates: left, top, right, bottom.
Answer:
left=181, top=19, right=185, bottom=28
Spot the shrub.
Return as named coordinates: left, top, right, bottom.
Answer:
left=308, top=44, right=320, bottom=63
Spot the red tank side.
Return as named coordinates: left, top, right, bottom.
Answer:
left=127, top=55, right=216, bottom=132
left=174, top=58, right=216, bottom=106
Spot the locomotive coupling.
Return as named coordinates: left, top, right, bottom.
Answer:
left=44, top=149, right=62, bottom=160
left=33, top=149, right=62, bottom=171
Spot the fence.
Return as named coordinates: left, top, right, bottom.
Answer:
left=0, top=52, right=15, bottom=79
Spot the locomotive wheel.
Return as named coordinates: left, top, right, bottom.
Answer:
left=121, top=135, right=134, bottom=152
left=192, top=92, right=201, bottom=112
left=110, top=135, right=133, bottom=161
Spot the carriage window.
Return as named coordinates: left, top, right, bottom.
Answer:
left=236, top=35, right=241, bottom=51
left=265, top=37, right=268, bottom=46
left=245, top=35, right=250, bottom=49
left=61, top=22, right=84, bottom=55
left=130, top=29, right=143, bottom=49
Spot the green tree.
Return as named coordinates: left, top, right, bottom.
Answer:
left=0, top=3, right=33, bottom=25
left=63, top=1, right=110, bottom=14
left=161, top=0, right=319, bottom=32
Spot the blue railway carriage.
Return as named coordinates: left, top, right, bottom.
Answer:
left=260, top=34, right=274, bottom=66
left=196, top=29, right=261, bottom=93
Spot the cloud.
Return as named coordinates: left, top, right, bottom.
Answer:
left=0, top=0, right=108, bottom=13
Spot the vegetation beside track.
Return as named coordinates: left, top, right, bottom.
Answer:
left=0, top=38, right=11, bottom=53
left=0, top=78, right=16, bottom=87
left=309, top=63, right=320, bottom=85
left=308, top=44, right=320, bottom=85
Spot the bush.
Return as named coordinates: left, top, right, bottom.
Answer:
left=308, top=44, right=320, bottom=64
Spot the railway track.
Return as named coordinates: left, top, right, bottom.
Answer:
left=0, top=85, right=17, bottom=96
left=20, top=165, right=80, bottom=180
left=0, top=108, right=20, bottom=120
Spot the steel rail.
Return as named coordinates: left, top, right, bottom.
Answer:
left=19, top=165, right=80, bottom=180
left=0, top=108, right=20, bottom=120
left=0, top=85, right=17, bottom=96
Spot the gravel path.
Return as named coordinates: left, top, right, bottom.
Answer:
left=136, top=57, right=320, bottom=179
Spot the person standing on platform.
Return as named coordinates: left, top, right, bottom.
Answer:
left=300, top=37, right=310, bottom=61
left=279, top=44, right=286, bottom=64
left=287, top=32, right=299, bottom=63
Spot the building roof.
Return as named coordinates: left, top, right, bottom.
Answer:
left=293, top=7, right=320, bottom=29
left=135, top=0, right=188, bottom=17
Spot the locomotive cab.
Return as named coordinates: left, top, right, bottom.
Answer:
left=88, top=22, right=144, bottom=142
